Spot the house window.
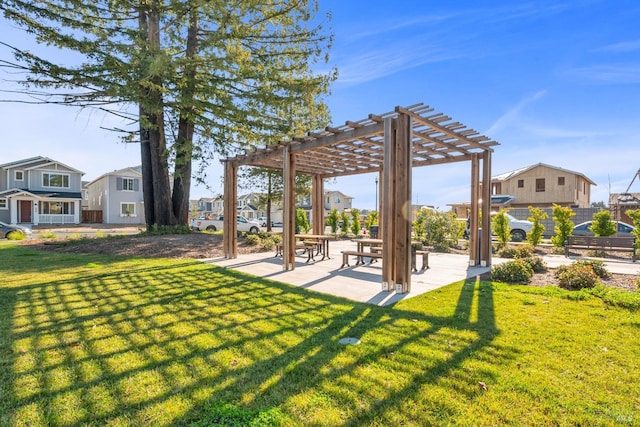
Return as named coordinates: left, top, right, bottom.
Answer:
left=335, top=197, right=341, bottom=203
left=558, top=176, right=565, bottom=186
left=15, top=171, right=24, bottom=181
left=117, top=177, right=138, bottom=191
left=43, top=173, right=70, bottom=188
left=121, top=203, right=136, bottom=217
left=517, top=179, right=524, bottom=188
left=0, top=198, right=7, bottom=209
left=536, top=178, right=545, bottom=192
left=41, top=201, right=74, bottom=215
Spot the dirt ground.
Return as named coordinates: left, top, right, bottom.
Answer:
left=20, top=231, right=639, bottom=291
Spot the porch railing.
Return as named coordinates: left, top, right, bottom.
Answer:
left=38, top=214, right=76, bottom=224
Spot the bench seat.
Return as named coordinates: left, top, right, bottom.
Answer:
left=341, top=250, right=383, bottom=268
left=565, top=235, right=636, bottom=261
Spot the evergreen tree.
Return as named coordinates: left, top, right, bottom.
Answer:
left=0, top=0, right=335, bottom=228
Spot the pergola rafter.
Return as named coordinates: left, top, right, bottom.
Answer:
left=222, top=102, right=498, bottom=293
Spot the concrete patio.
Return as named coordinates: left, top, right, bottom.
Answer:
left=203, top=238, right=640, bottom=306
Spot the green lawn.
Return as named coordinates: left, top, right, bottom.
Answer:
left=1, top=242, right=639, bottom=426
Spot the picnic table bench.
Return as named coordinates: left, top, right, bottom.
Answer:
left=565, top=235, right=636, bottom=261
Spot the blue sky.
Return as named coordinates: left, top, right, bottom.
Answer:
left=2, top=0, right=640, bottom=211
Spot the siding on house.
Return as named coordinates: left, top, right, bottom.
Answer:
left=87, top=166, right=145, bottom=225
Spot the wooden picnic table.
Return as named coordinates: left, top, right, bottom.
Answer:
left=346, top=238, right=429, bottom=271
left=295, top=234, right=332, bottom=261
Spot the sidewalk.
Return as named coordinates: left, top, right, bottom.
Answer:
left=205, top=240, right=640, bottom=306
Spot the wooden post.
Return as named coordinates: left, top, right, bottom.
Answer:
left=394, top=112, right=412, bottom=293
left=481, top=151, right=492, bottom=266
left=223, top=160, right=238, bottom=258
left=469, top=154, right=480, bottom=266
left=312, top=175, right=324, bottom=235
left=381, top=117, right=396, bottom=291
left=283, top=145, right=296, bottom=270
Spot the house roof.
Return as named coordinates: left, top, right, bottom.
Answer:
left=0, top=156, right=84, bottom=175
left=0, top=188, right=82, bottom=199
left=324, top=190, right=354, bottom=199
left=492, top=162, right=596, bottom=185
left=87, top=165, right=142, bottom=186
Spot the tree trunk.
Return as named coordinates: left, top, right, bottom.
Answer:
left=172, top=7, right=198, bottom=225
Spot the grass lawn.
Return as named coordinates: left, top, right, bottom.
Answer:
left=1, top=242, right=639, bottom=426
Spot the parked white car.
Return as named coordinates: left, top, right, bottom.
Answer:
left=464, top=213, right=533, bottom=241
left=190, top=215, right=263, bottom=233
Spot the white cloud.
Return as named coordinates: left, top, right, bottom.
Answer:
left=563, top=64, right=640, bottom=84
left=484, top=90, right=547, bottom=135
left=595, top=39, right=640, bottom=53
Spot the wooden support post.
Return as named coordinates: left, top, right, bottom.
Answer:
left=223, top=160, right=238, bottom=258
left=312, top=175, right=324, bottom=235
left=481, top=151, right=493, bottom=266
left=381, top=117, right=396, bottom=291
left=283, top=146, right=296, bottom=270
left=469, top=154, right=480, bottom=266
left=394, top=112, right=412, bottom=294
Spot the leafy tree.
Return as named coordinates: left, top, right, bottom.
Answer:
left=413, top=208, right=463, bottom=252
left=492, top=209, right=511, bottom=248
left=589, top=210, right=616, bottom=237
left=625, top=209, right=640, bottom=250
left=350, top=209, right=361, bottom=236
left=340, top=211, right=350, bottom=235
left=527, top=206, right=548, bottom=246
left=591, top=201, right=607, bottom=209
left=0, top=0, right=335, bottom=229
left=551, top=204, right=575, bottom=247
left=363, top=211, right=378, bottom=232
left=326, top=208, right=340, bottom=234
left=295, top=208, right=310, bottom=234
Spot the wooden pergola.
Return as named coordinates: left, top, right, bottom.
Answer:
left=221, top=103, right=498, bottom=293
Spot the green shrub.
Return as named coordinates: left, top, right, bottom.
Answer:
left=574, top=259, right=609, bottom=278
left=555, top=263, right=598, bottom=290
left=6, top=230, right=27, bottom=240
left=551, top=204, right=575, bottom=247
left=521, top=256, right=547, bottom=273
left=326, top=208, right=340, bottom=233
left=350, top=208, right=361, bottom=236
left=498, top=247, right=518, bottom=258
left=262, top=239, right=275, bottom=251
left=492, top=209, right=511, bottom=248
left=590, top=210, right=616, bottom=237
left=143, top=224, right=191, bottom=235
left=413, top=209, right=462, bottom=252
left=244, top=234, right=260, bottom=246
left=40, top=231, right=57, bottom=239
left=491, top=259, right=534, bottom=284
left=271, top=233, right=283, bottom=244
left=527, top=206, right=548, bottom=246
left=515, top=244, right=535, bottom=259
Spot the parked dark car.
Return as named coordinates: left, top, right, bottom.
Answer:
left=0, top=221, right=32, bottom=239
left=572, top=221, right=635, bottom=237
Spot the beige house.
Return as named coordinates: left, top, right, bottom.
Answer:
left=491, top=163, right=595, bottom=209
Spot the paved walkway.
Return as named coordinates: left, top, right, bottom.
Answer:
left=204, top=239, right=640, bottom=306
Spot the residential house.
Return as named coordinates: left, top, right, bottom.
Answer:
left=491, top=163, right=595, bottom=209
left=0, top=156, right=84, bottom=225
left=237, top=192, right=265, bottom=220
left=610, top=192, right=640, bottom=224
left=86, top=166, right=145, bottom=225
left=324, top=190, right=353, bottom=213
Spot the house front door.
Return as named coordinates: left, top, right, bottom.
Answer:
left=19, top=200, right=32, bottom=223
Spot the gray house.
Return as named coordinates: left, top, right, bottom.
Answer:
left=0, top=156, right=84, bottom=225
left=86, top=166, right=145, bottom=225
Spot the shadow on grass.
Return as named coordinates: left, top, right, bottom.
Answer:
left=0, top=244, right=514, bottom=426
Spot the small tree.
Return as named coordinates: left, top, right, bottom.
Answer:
left=340, top=211, right=350, bottom=234
left=364, top=211, right=378, bottom=232
left=527, top=206, right=548, bottom=246
left=414, top=209, right=463, bottom=251
left=492, top=209, right=511, bottom=248
left=295, top=208, right=311, bottom=234
left=326, top=208, right=340, bottom=234
left=626, top=209, right=640, bottom=250
left=350, top=209, right=361, bottom=236
left=551, top=204, right=575, bottom=247
left=590, top=210, right=617, bottom=236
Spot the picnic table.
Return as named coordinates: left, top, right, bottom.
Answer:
left=342, top=238, right=429, bottom=271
